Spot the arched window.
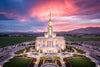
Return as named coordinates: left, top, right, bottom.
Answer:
left=56, top=44, right=58, bottom=46
left=58, top=50, right=60, bottom=53
left=43, top=44, right=45, bottom=46
left=56, top=41, right=57, bottom=43
left=43, top=40, right=45, bottom=43
left=40, top=50, right=42, bottom=53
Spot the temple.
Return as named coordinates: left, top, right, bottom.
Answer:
left=35, top=13, right=66, bottom=54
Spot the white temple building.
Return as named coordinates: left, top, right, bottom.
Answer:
left=35, top=13, right=66, bottom=54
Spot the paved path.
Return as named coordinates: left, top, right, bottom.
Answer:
left=64, top=58, right=72, bottom=67
left=70, top=45, right=100, bottom=67
left=28, top=58, right=36, bottom=67
left=0, top=44, right=34, bottom=67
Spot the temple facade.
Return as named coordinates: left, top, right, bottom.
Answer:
left=35, top=13, right=66, bottom=53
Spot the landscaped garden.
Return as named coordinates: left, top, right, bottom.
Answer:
left=62, top=46, right=74, bottom=52
left=26, top=46, right=35, bottom=52
left=68, top=57, right=96, bottom=67
left=63, top=46, right=85, bottom=54
left=3, top=57, right=32, bottom=67
left=75, top=48, right=86, bottom=54
left=15, top=49, right=26, bottom=54
left=74, top=47, right=86, bottom=54
left=0, top=36, right=36, bottom=47
left=15, top=46, right=35, bottom=54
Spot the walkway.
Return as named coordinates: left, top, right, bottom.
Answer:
left=28, top=58, right=36, bottom=67
left=0, top=44, right=33, bottom=67
left=42, top=64, right=58, bottom=67
left=64, top=58, right=72, bottom=67
left=70, top=45, right=100, bottom=67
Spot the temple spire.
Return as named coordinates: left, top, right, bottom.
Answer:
left=49, top=12, right=51, bottom=21
left=49, top=12, right=52, bottom=26
left=44, top=12, right=56, bottom=38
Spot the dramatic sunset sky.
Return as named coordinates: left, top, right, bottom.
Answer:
left=0, top=0, right=100, bottom=32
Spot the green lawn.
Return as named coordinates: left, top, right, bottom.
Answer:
left=64, top=36, right=100, bottom=41
left=3, top=57, right=32, bottom=67
left=62, top=46, right=74, bottom=52
left=69, top=57, right=96, bottom=67
left=15, top=49, right=25, bottom=54
left=0, top=36, right=36, bottom=47
left=74, top=48, right=86, bottom=54
left=1, top=36, right=100, bottom=48
left=15, top=46, right=35, bottom=54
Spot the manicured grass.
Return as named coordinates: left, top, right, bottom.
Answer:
left=62, top=46, right=74, bottom=52
left=1, top=36, right=100, bottom=47
left=26, top=46, right=35, bottom=52
left=15, top=49, right=25, bottom=54
left=3, top=57, right=32, bottom=67
left=0, top=36, right=36, bottom=47
left=15, top=46, right=35, bottom=54
left=64, top=36, right=100, bottom=41
left=74, top=48, right=86, bottom=54
left=68, top=57, right=96, bottom=67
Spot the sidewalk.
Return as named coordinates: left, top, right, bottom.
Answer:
left=70, top=45, right=100, bottom=67
left=0, top=45, right=33, bottom=67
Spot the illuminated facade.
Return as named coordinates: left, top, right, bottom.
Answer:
left=35, top=13, right=66, bottom=53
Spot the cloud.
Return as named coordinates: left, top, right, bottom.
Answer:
left=29, top=0, right=70, bottom=21
left=0, top=0, right=100, bottom=32
left=0, top=14, right=14, bottom=20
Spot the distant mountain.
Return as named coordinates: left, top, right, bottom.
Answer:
left=0, top=32, right=43, bottom=34
left=67, top=27, right=100, bottom=34
left=0, top=27, right=100, bottom=35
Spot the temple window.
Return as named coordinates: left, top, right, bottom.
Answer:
left=43, top=40, right=45, bottom=43
left=56, top=41, right=57, bottom=43
left=56, top=44, right=57, bottom=46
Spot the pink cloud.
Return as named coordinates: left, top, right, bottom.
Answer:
left=53, top=21, right=71, bottom=26
left=29, top=0, right=79, bottom=21
left=36, top=29, right=44, bottom=32
left=19, top=18, right=26, bottom=22
left=0, top=11, right=28, bottom=22
left=0, top=12, right=7, bottom=14
left=53, top=24, right=100, bottom=32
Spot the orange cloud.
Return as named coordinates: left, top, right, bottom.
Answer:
left=19, top=18, right=26, bottom=22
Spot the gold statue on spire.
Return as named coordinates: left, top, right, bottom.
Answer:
left=49, top=12, right=52, bottom=26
